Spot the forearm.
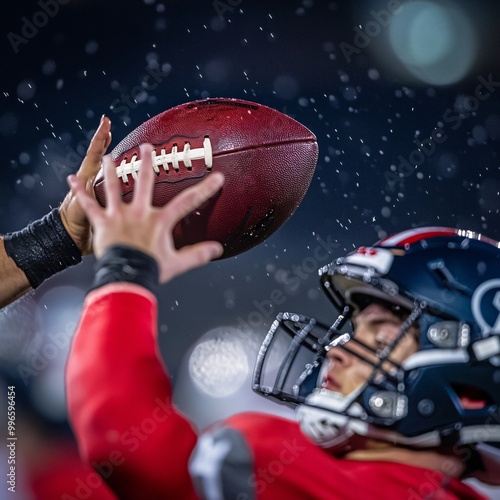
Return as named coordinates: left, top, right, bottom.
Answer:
left=66, top=250, right=199, bottom=499
left=0, top=237, right=31, bottom=308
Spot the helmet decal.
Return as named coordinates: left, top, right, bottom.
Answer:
left=344, top=247, right=394, bottom=274
left=471, top=279, right=500, bottom=334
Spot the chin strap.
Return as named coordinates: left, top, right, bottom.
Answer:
left=296, top=388, right=366, bottom=451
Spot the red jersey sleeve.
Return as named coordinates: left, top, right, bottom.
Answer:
left=66, top=283, right=199, bottom=499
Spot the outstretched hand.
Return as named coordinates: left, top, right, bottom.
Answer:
left=67, top=143, right=224, bottom=283
left=59, top=115, right=112, bottom=255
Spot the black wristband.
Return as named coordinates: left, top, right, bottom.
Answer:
left=3, top=208, right=82, bottom=289
left=91, top=245, right=159, bottom=294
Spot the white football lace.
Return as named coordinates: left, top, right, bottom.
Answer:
left=115, top=136, right=213, bottom=183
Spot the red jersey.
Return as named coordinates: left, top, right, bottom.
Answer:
left=28, top=442, right=117, bottom=500
left=66, top=284, right=487, bottom=500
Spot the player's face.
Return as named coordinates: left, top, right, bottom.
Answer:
left=322, top=302, right=418, bottom=396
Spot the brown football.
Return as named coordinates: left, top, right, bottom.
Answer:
left=94, top=98, right=318, bottom=258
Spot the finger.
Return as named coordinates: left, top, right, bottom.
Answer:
left=85, top=176, right=99, bottom=200
left=76, top=116, right=112, bottom=179
left=132, top=144, right=155, bottom=207
left=103, top=123, right=112, bottom=150
left=67, top=175, right=103, bottom=224
left=102, top=154, right=123, bottom=211
left=161, top=241, right=224, bottom=282
left=180, top=241, right=224, bottom=263
left=161, top=172, right=225, bottom=229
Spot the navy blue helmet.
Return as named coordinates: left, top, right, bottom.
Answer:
left=253, top=227, right=500, bottom=480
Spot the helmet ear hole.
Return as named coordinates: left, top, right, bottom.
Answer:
left=452, top=383, right=491, bottom=410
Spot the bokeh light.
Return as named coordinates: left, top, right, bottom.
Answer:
left=174, top=324, right=294, bottom=429
left=387, top=1, right=477, bottom=85
left=188, top=326, right=250, bottom=398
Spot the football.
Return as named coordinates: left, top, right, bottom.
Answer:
left=94, top=98, right=318, bottom=258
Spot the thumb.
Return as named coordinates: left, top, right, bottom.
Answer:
left=77, top=115, right=112, bottom=179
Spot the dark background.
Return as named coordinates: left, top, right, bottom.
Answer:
left=1, top=0, right=500, bottom=496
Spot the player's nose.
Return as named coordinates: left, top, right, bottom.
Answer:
left=326, top=342, right=352, bottom=367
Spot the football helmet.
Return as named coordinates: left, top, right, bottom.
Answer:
left=253, top=227, right=500, bottom=481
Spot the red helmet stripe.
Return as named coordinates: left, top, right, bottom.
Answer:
left=379, top=227, right=458, bottom=247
